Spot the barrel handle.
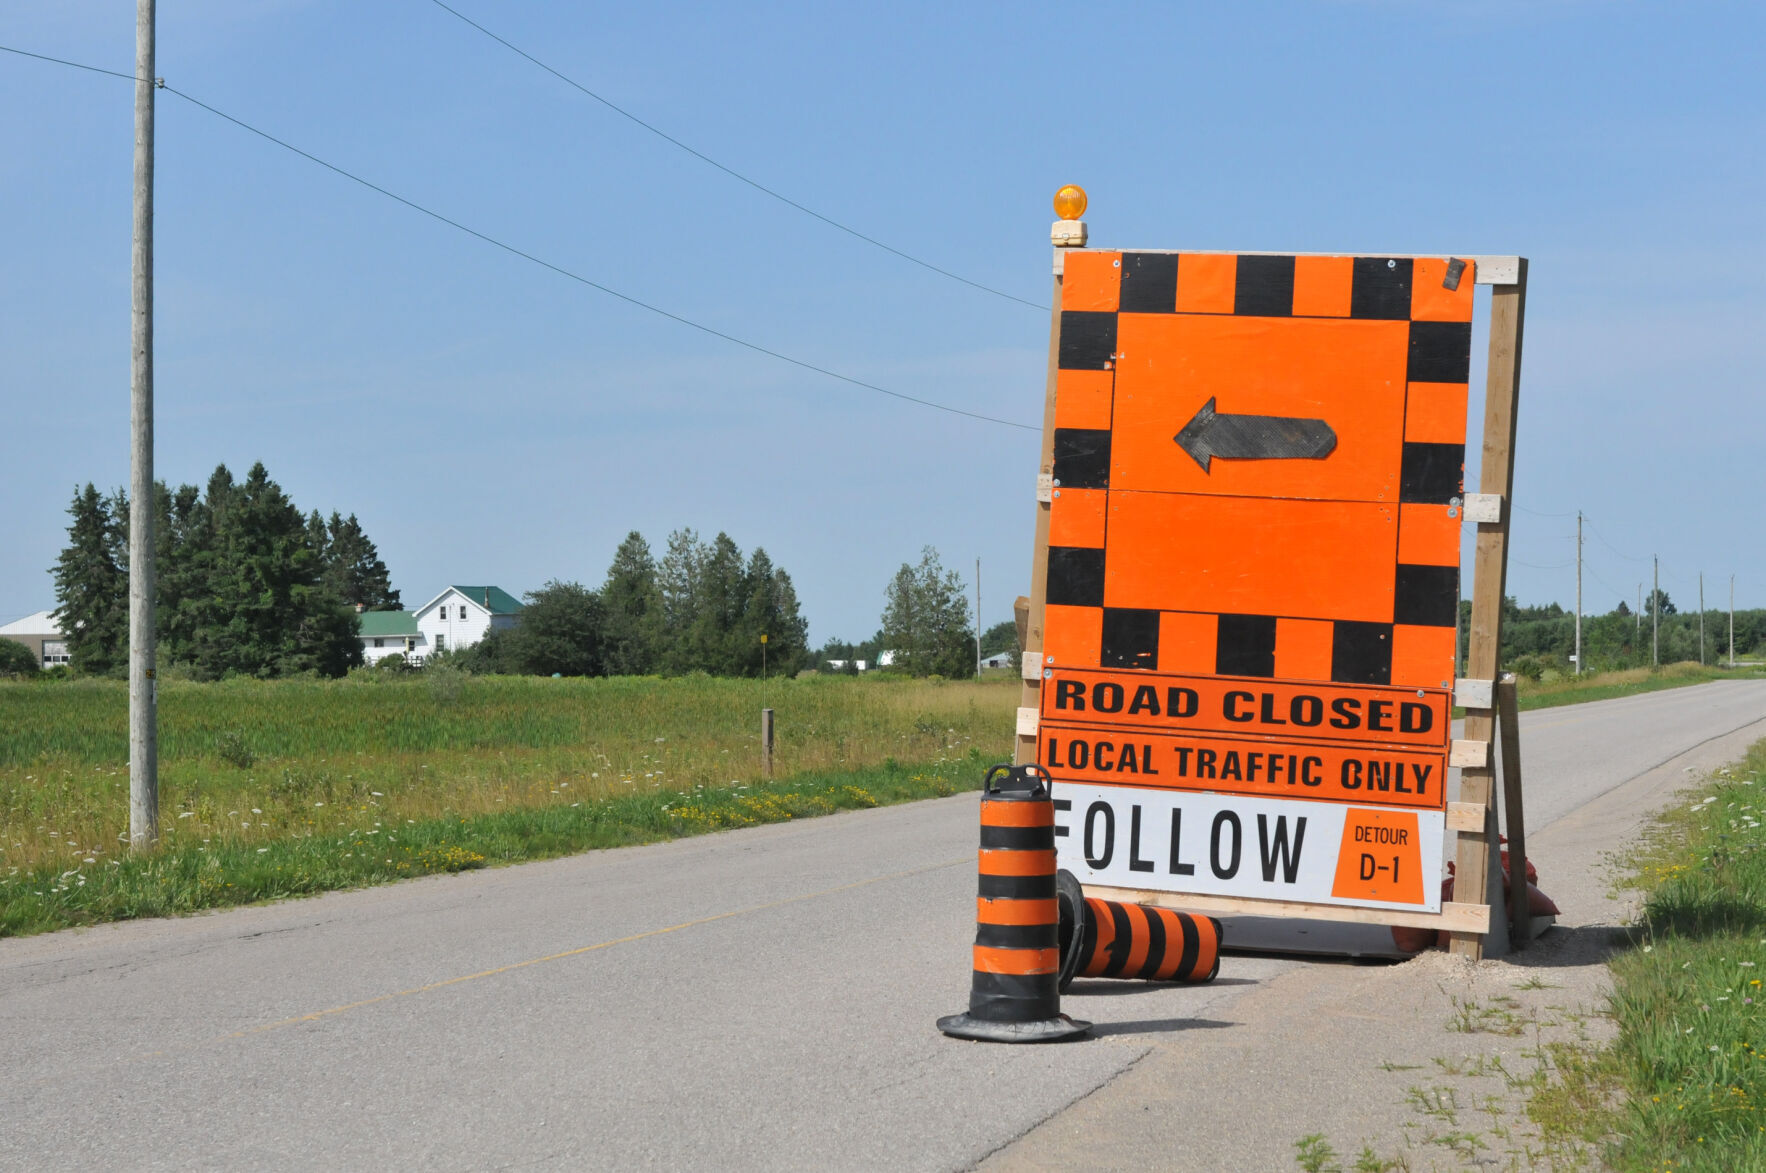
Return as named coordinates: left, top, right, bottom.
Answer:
left=983, top=762, right=1052, bottom=797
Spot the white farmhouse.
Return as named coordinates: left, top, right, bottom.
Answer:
left=356, top=585, right=522, bottom=665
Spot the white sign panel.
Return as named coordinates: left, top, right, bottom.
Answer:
left=1054, top=782, right=1444, bottom=913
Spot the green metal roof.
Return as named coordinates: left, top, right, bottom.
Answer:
left=356, top=610, right=419, bottom=637
left=452, top=585, right=523, bottom=615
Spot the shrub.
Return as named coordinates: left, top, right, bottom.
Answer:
left=213, top=728, right=256, bottom=769
left=0, top=641, right=39, bottom=678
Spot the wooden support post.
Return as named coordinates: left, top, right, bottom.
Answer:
left=1015, top=273, right=1067, bottom=766
left=761, top=708, right=775, bottom=780
left=1497, top=674, right=1530, bottom=947
left=1448, top=260, right=1528, bottom=960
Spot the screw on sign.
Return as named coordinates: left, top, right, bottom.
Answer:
left=937, top=764, right=1090, bottom=1043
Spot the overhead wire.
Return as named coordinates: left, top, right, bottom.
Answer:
left=1581, top=516, right=1652, bottom=564
left=424, top=0, right=1049, bottom=312
left=0, top=42, right=1039, bottom=433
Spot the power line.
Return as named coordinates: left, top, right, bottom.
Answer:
left=1582, top=558, right=1635, bottom=609
left=1581, top=516, right=1651, bottom=564
left=1, top=43, right=1037, bottom=432
left=1513, top=504, right=1576, bottom=519
left=424, top=0, right=1048, bottom=313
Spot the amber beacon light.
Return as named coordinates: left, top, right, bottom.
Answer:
left=1053, top=184, right=1088, bottom=221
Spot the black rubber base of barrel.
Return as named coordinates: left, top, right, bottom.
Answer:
left=935, top=1012, right=1092, bottom=1044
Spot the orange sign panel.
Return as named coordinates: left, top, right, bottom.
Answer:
left=1038, top=250, right=1473, bottom=816
left=1330, top=808, right=1426, bottom=905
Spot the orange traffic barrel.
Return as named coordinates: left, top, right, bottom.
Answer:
left=1056, top=879, right=1222, bottom=988
left=938, top=764, right=1091, bottom=1043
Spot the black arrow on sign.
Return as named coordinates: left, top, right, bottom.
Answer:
left=1173, top=397, right=1338, bottom=473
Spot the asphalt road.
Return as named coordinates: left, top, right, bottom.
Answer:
left=5, top=680, right=1765, bottom=1171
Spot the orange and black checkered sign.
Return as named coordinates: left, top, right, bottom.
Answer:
left=1037, top=250, right=1470, bottom=811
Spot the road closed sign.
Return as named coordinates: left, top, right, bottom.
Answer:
left=1036, top=249, right=1473, bottom=914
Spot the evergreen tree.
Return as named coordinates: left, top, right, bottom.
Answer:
left=321, top=512, right=400, bottom=611
left=189, top=462, right=360, bottom=678
left=155, top=481, right=207, bottom=666
left=735, top=548, right=809, bottom=677
left=51, top=484, right=128, bottom=675
left=658, top=528, right=706, bottom=674
left=690, top=533, right=748, bottom=674
left=879, top=546, right=975, bottom=677
left=601, top=531, right=663, bottom=675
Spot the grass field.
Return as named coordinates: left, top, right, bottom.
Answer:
left=1533, top=738, right=1766, bottom=1169
left=4, top=661, right=1755, bottom=940
left=0, top=673, right=1016, bottom=936
left=1510, top=661, right=1766, bottom=713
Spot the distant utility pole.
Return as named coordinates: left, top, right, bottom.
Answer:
left=1699, top=572, right=1706, bottom=666
left=1574, top=511, right=1583, bottom=676
left=128, top=0, right=158, bottom=847
left=1652, top=556, right=1659, bottom=668
left=1731, top=575, right=1737, bottom=668
left=974, top=557, right=982, bottom=679
left=1636, top=583, right=1642, bottom=639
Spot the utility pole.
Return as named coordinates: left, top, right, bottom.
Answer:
left=1731, top=575, right=1737, bottom=668
left=975, top=557, right=982, bottom=678
left=1574, top=511, right=1583, bottom=675
left=1635, top=583, right=1641, bottom=639
left=128, top=0, right=158, bottom=848
left=1652, top=556, right=1659, bottom=668
left=1699, top=572, right=1706, bottom=666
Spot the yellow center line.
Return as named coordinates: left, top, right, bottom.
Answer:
left=211, top=854, right=971, bottom=1045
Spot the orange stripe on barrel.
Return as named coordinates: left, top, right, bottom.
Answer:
left=1193, top=915, right=1221, bottom=977
left=976, top=897, right=1058, bottom=925
left=972, top=945, right=1059, bottom=975
left=977, top=848, right=1056, bottom=876
left=979, top=801, right=1054, bottom=828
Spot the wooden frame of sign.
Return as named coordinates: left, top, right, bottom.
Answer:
left=1015, top=249, right=1530, bottom=961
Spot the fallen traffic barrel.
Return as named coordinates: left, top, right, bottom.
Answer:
left=937, top=764, right=1090, bottom=1043
left=1057, top=882, right=1222, bottom=988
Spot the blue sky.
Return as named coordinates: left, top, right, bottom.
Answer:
left=2, top=2, right=1760, bottom=641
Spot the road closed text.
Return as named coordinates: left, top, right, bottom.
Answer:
left=1040, top=670, right=1449, bottom=750
left=1040, top=724, right=1447, bottom=811
left=1054, top=783, right=1444, bottom=911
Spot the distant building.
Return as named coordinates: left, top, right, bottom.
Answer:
left=823, top=658, right=873, bottom=673
left=356, top=585, right=523, bottom=665
left=0, top=610, right=68, bottom=669
left=980, top=650, right=1014, bottom=670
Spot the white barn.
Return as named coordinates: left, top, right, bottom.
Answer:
left=0, top=610, right=68, bottom=669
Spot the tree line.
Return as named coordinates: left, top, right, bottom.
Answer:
left=51, top=463, right=396, bottom=679
left=38, top=463, right=996, bottom=683
left=452, top=529, right=810, bottom=679
left=1461, top=593, right=1766, bottom=678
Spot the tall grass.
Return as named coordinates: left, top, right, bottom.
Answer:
left=1531, top=739, right=1766, bottom=1169
left=0, top=673, right=1016, bottom=879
